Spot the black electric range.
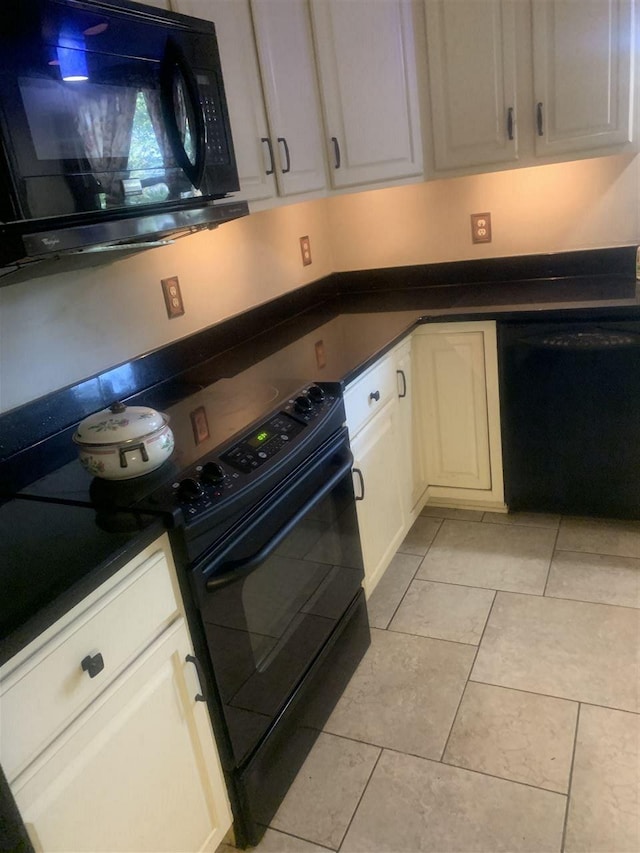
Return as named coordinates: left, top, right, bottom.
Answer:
left=10, top=363, right=371, bottom=849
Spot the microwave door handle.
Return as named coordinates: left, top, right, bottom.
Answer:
left=160, top=38, right=206, bottom=189
left=205, top=452, right=354, bottom=592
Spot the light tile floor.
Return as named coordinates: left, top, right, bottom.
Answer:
left=225, top=510, right=640, bottom=853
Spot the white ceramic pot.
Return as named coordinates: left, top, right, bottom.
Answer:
left=73, top=401, right=174, bottom=480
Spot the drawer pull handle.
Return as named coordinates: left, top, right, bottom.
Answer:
left=81, top=653, right=104, bottom=679
left=369, top=390, right=381, bottom=402
left=353, top=467, right=365, bottom=501
left=397, top=369, right=407, bottom=398
left=185, top=654, right=207, bottom=703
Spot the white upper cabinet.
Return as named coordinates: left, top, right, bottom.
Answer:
left=250, top=0, right=327, bottom=196
left=310, top=0, right=423, bottom=188
left=423, top=0, right=635, bottom=174
left=531, top=0, right=635, bottom=156
left=173, top=0, right=277, bottom=202
left=424, top=0, right=518, bottom=170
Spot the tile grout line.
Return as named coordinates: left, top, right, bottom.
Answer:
left=380, top=743, right=570, bottom=799
left=437, top=588, right=498, bottom=763
left=467, top=677, right=639, bottom=716
left=555, top=546, right=640, bottom=558
left=384, top=626, right=480, bottom=647
left=411, top=581, right=640, bottom=613
left=335, top=745, right=384, bottom=853
left=260, top=825, right=337, bottom=852
left=560, top=702, right=582, bottom=853
left=542, top=517, right=563, bottom=596
left=540, top=591, right=640, bottom=612
left=383, top=519, right=443, bottom=629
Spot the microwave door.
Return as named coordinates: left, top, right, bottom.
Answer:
left=160, top=39, right=206, bottom=191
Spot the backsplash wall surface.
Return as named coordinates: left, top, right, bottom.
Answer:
left=1, top=154, right=638, bottom=413
left=0, top=199, right=333, bottom=413
left=327, top=154, right=640, bottom=271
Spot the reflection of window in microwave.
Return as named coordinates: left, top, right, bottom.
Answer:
left=17, top=76, right=167, bottom=178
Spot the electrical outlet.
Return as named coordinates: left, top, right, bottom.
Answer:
left=161, top=276, right=185, bottom=318
left=315, top=339, right=326, bottom=369
left=471, top=212, right=492, bottom=244
left=300, top=235, right=312, bottom=266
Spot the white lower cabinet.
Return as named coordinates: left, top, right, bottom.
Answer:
left=349, top=398, right=407, bottom=597
left=344, top=341, right=426, bottom=596
left=1, top=535, right=232, bottom=853
left=393, top=337, right=427, bottom=520
left=412, top=321, right=505, bottom=510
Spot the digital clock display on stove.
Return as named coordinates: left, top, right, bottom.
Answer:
left=221, top=412, right=306, bottom=474
left=247, top=428, right=274, bottom=448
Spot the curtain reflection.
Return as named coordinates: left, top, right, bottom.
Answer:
left=73, top=85, right=137, bottom=200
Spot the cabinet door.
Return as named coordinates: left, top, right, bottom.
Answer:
left=414, top=329, right=492, bottom=490
left=394, top=341, right=426, bottom=517
left=174, top=0, right=276, bottom=202
left=250, top=0, right=327, bottom=196
left=532, top=0, right=634, bottom=156
left=311, top=0, right=422, bottom=188
left=13, top=620, right=232, bottom=853
left=350, top=401, right=406, bottom=596
left=424, top=0, right=518, bottom=170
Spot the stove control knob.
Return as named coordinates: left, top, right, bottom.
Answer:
left=177, top=477, right=204, bottom=502
left=307, top=384, right=325, bottom=403
left=294, top=395, right=312, bottom=413
left=200, top=461, right=225, bottom=486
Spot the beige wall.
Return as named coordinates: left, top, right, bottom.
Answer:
left=327, top=154, right=640, bottom=270
left=0, top=199, right=333, bottom=412
left=1, top=153, right=638, bottom=413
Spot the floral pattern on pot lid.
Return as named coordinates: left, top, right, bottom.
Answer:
left=74, top=402, right=168, bottom=446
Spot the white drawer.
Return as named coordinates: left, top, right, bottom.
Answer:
left=1, top=544, right=179, bottom=783
left=344, top=354, right=397, bottom=437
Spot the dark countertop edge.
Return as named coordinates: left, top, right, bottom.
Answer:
left=0, top=518, right=165, bottom=669
left=1, top=244, right=638, bottom=497
left=337, top=299, right=640, bottom=387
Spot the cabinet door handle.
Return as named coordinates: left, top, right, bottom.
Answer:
left=353, top=467, right=365, bottom=501
left=261, top=137, right=275, bottom=175
left=536, top=102, right=544, bottom=136
left=397, top=369, right=407, bottom=398
left=185, top=654, right=207, bottom=703
left=369, top=390, right=381, bottom=402
left=331, top=136, right=341, bottom=169
left=507, top=107, right=514, bottom=141
left=81, top=652, right=104, bottom=679
left=277, top=137, right=291, bottom=173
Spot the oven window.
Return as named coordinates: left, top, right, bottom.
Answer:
left=200, top=474, right=364, bottom=765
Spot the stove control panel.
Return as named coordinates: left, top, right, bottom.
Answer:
left=169, top=383, right=339, bottom=522
left=221, top=412, right=304, bottom=473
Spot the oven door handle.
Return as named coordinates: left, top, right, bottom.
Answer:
left=205, top=451, right=354, bottom=592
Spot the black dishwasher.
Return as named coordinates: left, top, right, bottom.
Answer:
left=498, top=320, right=640, bottom=519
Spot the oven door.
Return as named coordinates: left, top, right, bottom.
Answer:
left=192, top=429, right=365, bottom=767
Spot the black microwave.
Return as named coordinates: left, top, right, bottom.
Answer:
left=0, top=0, right=247, bottom=268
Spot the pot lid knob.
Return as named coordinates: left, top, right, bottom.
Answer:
left=109, top=401, right=127, bottom=414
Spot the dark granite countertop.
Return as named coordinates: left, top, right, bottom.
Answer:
left=0, top=501, right=164, bottom=667
left=1, top=246, right=638, bottom=665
